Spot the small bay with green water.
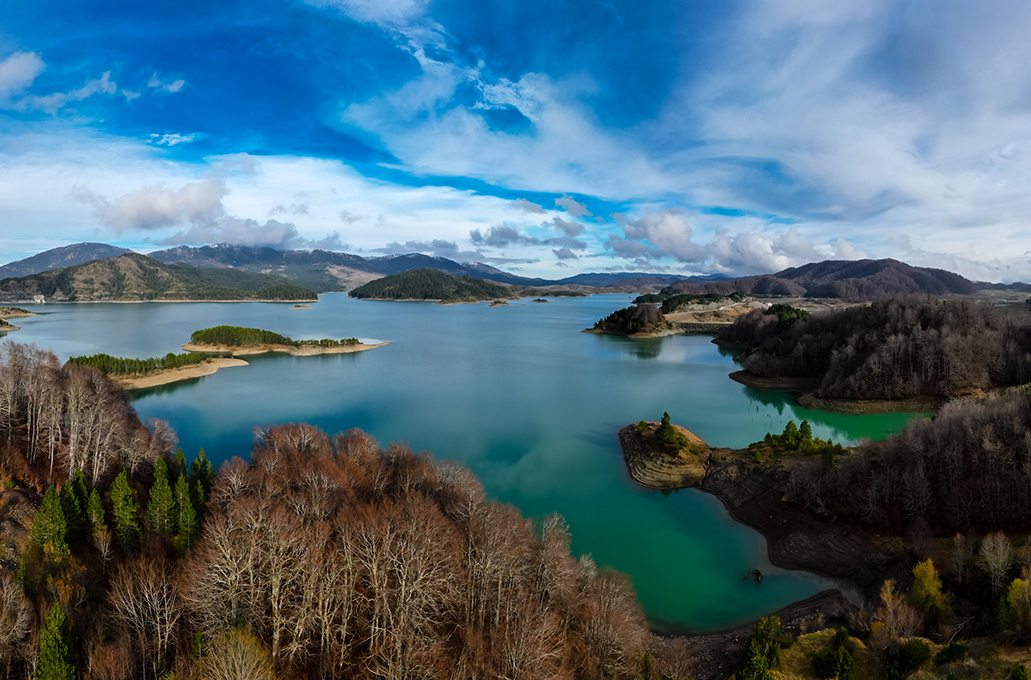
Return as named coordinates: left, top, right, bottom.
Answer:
left=5, top=295, right=925, bottom=632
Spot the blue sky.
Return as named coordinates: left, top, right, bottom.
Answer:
left=3, top=0, right=1031, bottom=280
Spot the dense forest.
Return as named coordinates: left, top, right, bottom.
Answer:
left=0, top=340, right=701, bottom=680
left=67, top=352, right=212, bottom=376
left=719, top=297, right=1031, bottom=400
left=785, top=387, right=1031, bottom=531
left=0, top=254, right=317, bottom=303
left=190, top=325, right=359, bottom=348
left=592, top=304, right=668, bottom=335
left=349, top=268, right=512, bottom=302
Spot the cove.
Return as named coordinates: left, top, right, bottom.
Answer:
left=8, top=295, right=926, bottom=633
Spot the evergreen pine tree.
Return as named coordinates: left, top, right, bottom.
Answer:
left=175, top=447, right=188, bottom=478
left=190, top=448, right=214, bottom=496
left=799, top=420, right=813, bottom=443
left=147, top=458, right=176, bottom=535
left=174, top=473, right=198, bottom=555
left=60, top=469, right=89, bottom=545
left=193, top=477, right=207, bottom=522
left=111, top=471, right=141, bottom=553
left=87, top=488, right=105, bottom=533
left=31, top=487, right=69, bottom=563
left=37, top=603, right=75, bottom=680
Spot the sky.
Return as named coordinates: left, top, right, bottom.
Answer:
left=2, top=1, right=1031, bottom=281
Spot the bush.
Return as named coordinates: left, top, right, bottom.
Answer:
left=812, top=649, right=837, bottom=679
left=897, top=638, right=931, bottom=672
left=934, top=641, right=967, bottom=665
left=1011, top=665, right=1029, bottom=680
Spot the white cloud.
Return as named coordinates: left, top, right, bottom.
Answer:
left=147, top=73, right=186, bottom=94
left=551, top=216, right=584, bottom=237
left=73, top=179, right=228, bottom=233
left=15, top=71, right=117, bottom=114
left=0, top=52, right=45, bottom=104
left=150, top=133, right=196, bottom=146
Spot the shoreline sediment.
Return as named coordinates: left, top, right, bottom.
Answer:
left=181, top=340, right=391, bottom=356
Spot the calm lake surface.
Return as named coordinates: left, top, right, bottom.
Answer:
left=5, top=295, right=925, bottom=632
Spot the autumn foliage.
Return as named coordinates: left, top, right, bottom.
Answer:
left=0, top=340, right=655, bottom=679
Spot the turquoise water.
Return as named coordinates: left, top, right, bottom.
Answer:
left=6, top=295, right=925, bottom=632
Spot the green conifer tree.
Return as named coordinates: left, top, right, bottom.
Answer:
left=194, top=477, right=207, bottom=522
left=37, top=603, right=75, bottom=680
left=147, top=458, right=176, bottom=535
left=190, top=448, right=214, bottom=495
left=799, top=420, right=813, bottom=443
left=87, top=488, right=105, bottom=533
left=174, top=473, right=198, bottom=555
left=31, top=487, right=69, bottom=563
left=60, top=469, right=89, bottom=545
left=175, top=447, right=188, bottom=478
left=111, top=471, right=141, bottom=553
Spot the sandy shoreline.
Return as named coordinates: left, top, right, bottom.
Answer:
left=181, top=340, right=391, bottom=356
left=113, top=357, right=249, bottom=389
left=0, top=324, right=21, bottom=332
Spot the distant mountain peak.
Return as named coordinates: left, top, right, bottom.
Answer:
left=0, top=242, right=134, bottom=279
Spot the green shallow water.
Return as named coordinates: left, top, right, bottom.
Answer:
left=6, top=295, right=927, bottom=632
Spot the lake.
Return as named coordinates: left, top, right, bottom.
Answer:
left=4, top=295, right=924, bottom=632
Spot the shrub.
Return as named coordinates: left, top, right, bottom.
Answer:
left=934, top=641, right=967, bottom=665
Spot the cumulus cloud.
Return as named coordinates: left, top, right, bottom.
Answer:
left=72, top=178, right=342, bottom=250
left=73, top=179, right=228, bottom=233
left=553, top=247, right=579, bottom=260
left=0, top=52, right=45, bottom=104
left=512, top=198, right=545, bottom=214
left=555, top=196, right=592, bottom=217
left=160, top=218, right=344, bottom=249
left=147, top=73, right=186, bottom=94
left=620, top=210, right=707, bottom=263
left=551, top=216, right=584, bottom=237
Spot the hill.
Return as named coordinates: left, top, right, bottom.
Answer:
left=663, top=259, right=981, bottom=302
left=0, top=253, right=317, bottom=302
left=349, top=267, right=512, bottom=302
left=0, top=242, right=132, bottom=278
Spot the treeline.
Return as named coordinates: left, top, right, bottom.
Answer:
left=190, top=325, right=358, bottom=348
left=349, top=268, right=512, bottom=302
left=0, top=342, right=170, bottom=488
left=594, top=304, right=665, bottom=334
left=67, top=351, right=210, bottom=376
left=719, top=296, right=1031, bottom=400
left=785, top=388, right=1031, bottom=530
left=0, top=340, right=694, bottom=680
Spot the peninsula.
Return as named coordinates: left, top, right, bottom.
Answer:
left=0, top=306, right=35, bottom=332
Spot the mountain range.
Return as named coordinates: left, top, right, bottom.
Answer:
left=1, top=242, right=1022, bottom=302
left=0, top=253, right=316, bottom=302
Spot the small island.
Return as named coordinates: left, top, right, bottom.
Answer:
left=349, top=268, right=515, bottom=303
left=182, top=325, right=390, bottom=357
left=290, top=304, right=312, bottom=310
left=68, top=325, right=389, bottom=389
